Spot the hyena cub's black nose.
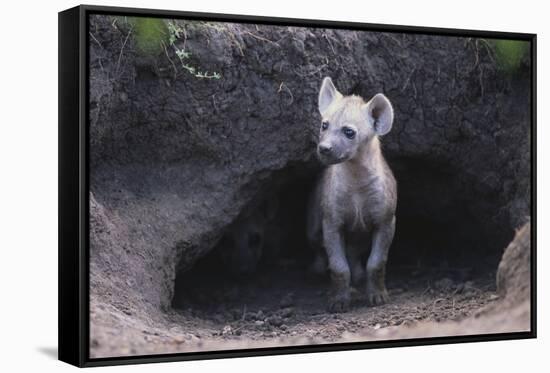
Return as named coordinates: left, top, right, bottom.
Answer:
left=318, top=144, right=333, bottom=155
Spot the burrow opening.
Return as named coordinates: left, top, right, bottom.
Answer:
left=172, top=157, right=514, bottom=318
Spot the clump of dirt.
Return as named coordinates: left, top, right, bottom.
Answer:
left=497, top=223, right=531, bottom=304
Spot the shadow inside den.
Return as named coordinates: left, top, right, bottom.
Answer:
left=172, top=157, right=513, bottom=319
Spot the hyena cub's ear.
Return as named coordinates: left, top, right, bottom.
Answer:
left=364, top=93, right=394, bottom=136
left=318, top=77, right=342, bottom=116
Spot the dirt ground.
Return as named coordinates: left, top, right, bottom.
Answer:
left=90, top=264, right=524, bottom=358
left=89, top=224, right=531, bottom=358
left=176, top=265, right=498, bottom=338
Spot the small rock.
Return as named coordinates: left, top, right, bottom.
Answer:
left=434, top=278, right=454, bottom=292
left=462, top=283, right=479, bottom=298
left=254, top=320, right=265, bottom=326
left=173, top=335, right=186, bottom=344
left=403, top=319, right=415, bottom=327
left=280, top=307, right=294, bottom=318
left=267, top=316, right=284, bottom=327
left=169, top=326, right=183, bottom=334
left=222, top=325, right=232, bottom=335
left=122, top=308, right=133, bottom=316
left=454, top=283, right=465, bottom=294
left=245, top=313, right=257, bottom=321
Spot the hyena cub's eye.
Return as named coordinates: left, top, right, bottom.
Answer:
left=321, top=121, right=329, bottom=131
left=342, top=126, right=356, bottom=139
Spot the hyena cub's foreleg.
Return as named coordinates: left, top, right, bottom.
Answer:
left=322, top=222, right=351, bottom=313
left=366, top=217, right=395, bottom=305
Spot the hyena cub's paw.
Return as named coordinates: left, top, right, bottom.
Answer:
left=366, top=287, right=389, bottom=306
left=328, top=290, right=351, bottom=313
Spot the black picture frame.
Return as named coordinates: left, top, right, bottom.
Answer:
left=59, top=4, right=537, bottom=368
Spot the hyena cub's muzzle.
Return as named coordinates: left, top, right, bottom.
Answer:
left=317, top=142, right=351, bottom=165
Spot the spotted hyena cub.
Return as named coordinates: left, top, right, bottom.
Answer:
left=307, top=77, right=397, bottom=313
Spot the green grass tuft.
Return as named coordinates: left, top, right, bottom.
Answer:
left=491, top=39, right=529, bottom=73
left=132, top=17, right=169, bottom=56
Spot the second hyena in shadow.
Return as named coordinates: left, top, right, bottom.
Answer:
left=307, top=77, right=397, bottom=313
left=219, top=196, right=279, bottom=276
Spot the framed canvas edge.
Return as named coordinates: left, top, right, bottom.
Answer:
left=58, top=4, right=537, bottom=368
left=59, top=5, right=86, bottom=367
left=79, top=3, right=536, bottom=39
